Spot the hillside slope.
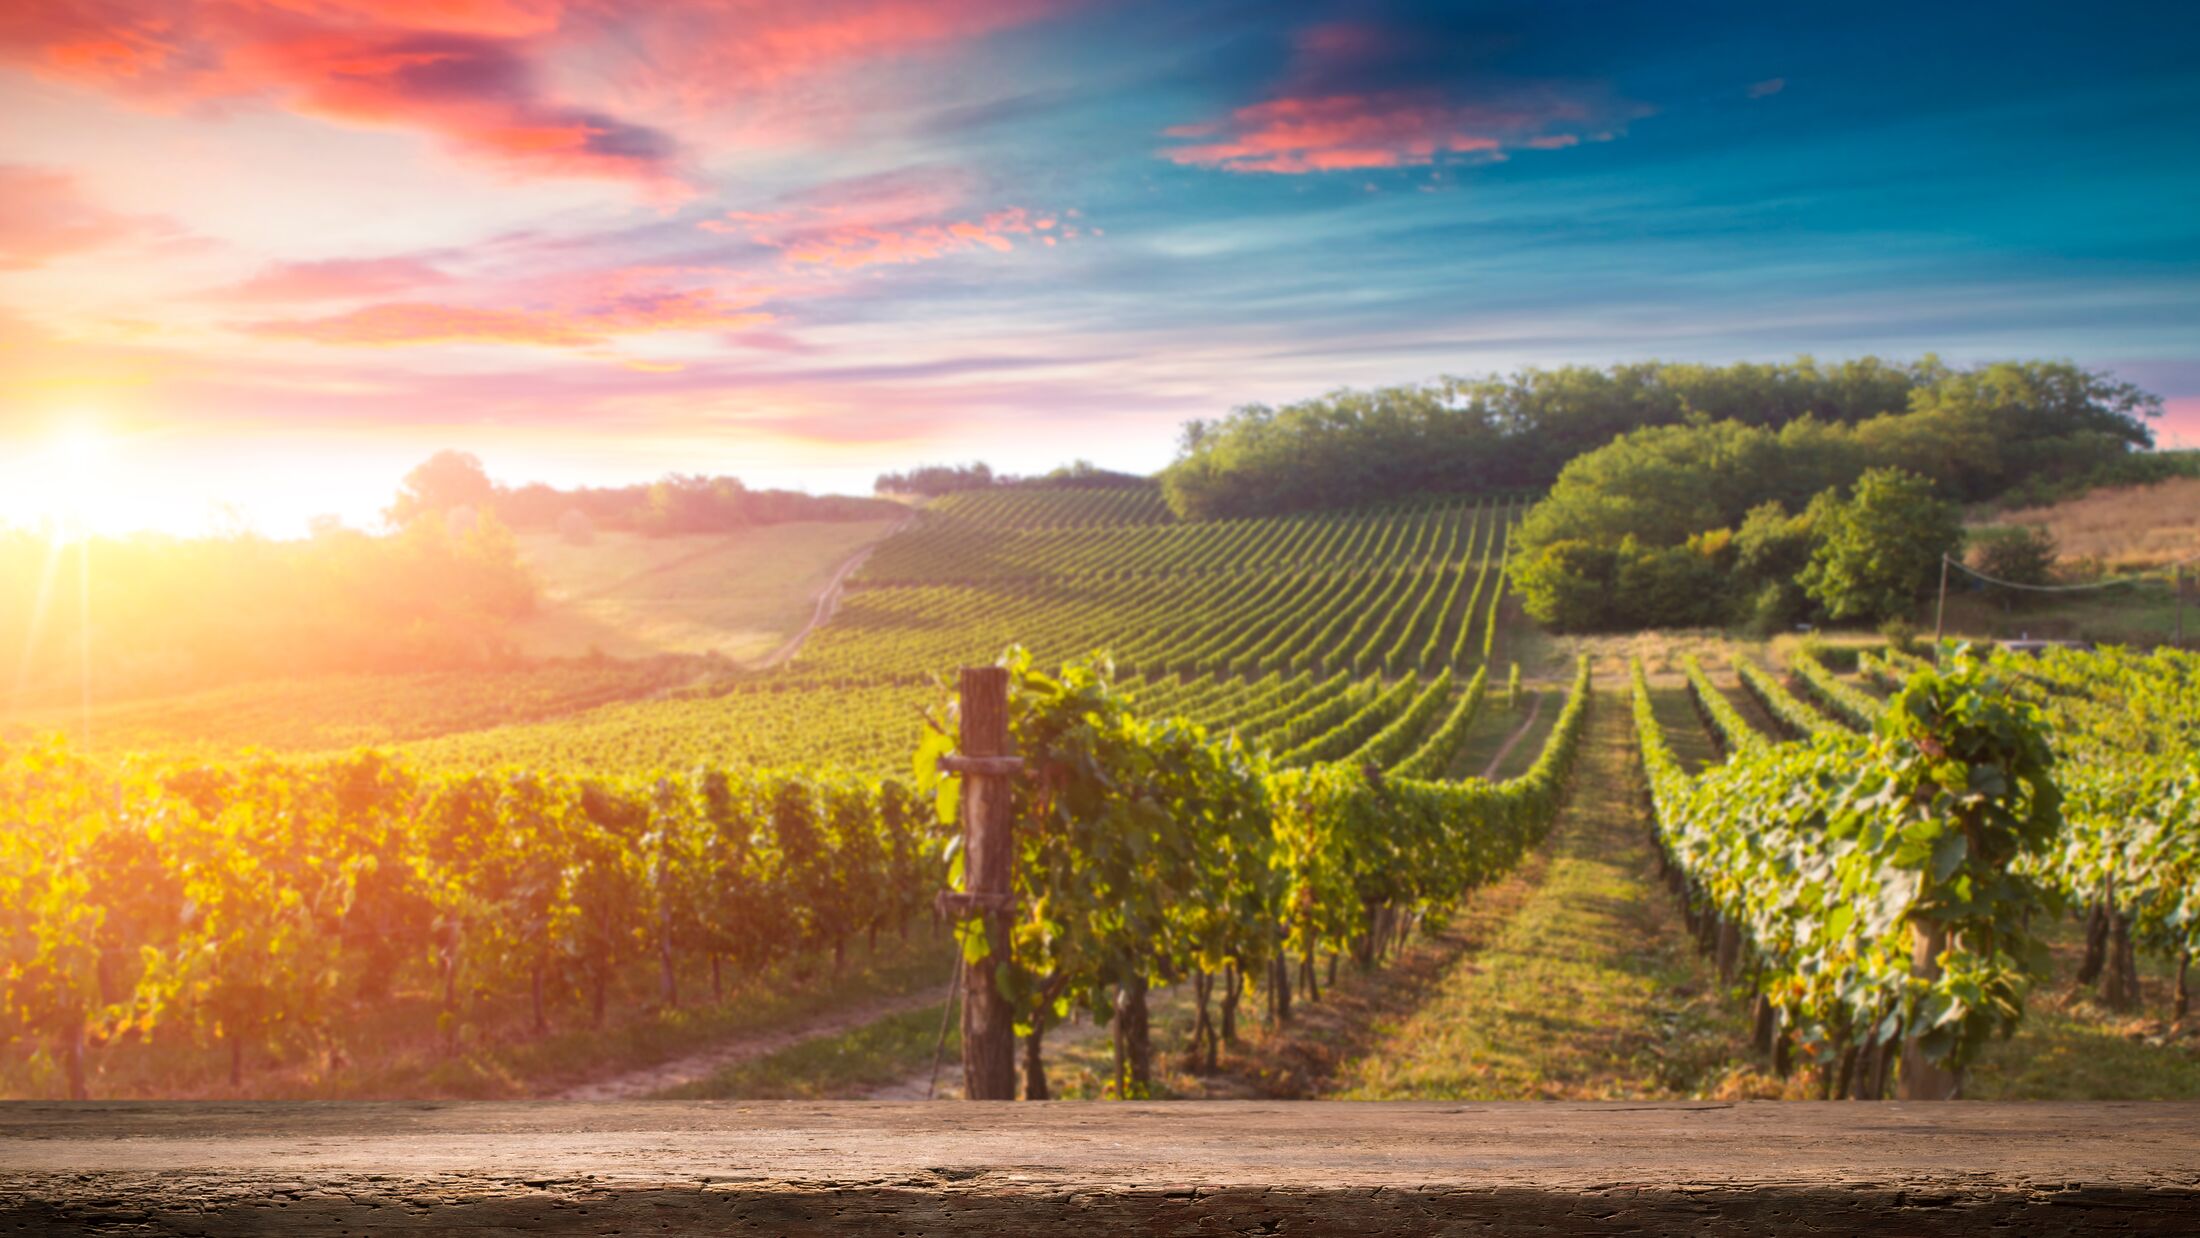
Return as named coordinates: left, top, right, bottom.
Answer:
left=512, top=519, right=900, bottom=662
left=1990, top=476, right=2200, bottom=570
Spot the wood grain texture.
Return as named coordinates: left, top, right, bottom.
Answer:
left=2, top=1100, right=2195, bottom=1235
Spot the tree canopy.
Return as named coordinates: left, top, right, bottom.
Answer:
left=1799, top=469, right=1963, bottom=623
left=1159, top=358, right=2159, bottom=520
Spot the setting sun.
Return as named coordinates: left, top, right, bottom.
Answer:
left=4, top=419, right=119, bottom=539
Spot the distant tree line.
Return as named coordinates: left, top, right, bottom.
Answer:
left=1, top=515, right=536, bottom=703
left=1159, top=358, right=2163, bottom=520
left=875, top=459, right=1150, bottom=496
left=390, top=451, right=902, bottom=538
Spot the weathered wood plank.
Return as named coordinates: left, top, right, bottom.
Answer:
left=2, top=1100, right=2194, bottom=1235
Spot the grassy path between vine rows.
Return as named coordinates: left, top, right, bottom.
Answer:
left=1328, top=695, right=1774, bottom=1099
left=559, top=988, right=943, bottom=1099
left=1475, top=687, right=1544, bottom=779
left=1716, top=674, right=1787, bottom=743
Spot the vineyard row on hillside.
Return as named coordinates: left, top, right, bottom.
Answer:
left=0, top=650, right=1574, bottom=1099
left=1637, top=642, right=2198, bottom=1097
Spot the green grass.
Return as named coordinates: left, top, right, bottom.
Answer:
left=1937, top=579, right=2192, bottom=649
left=1647, top=685, right=1721, bottom=775
left=1968, top=998, right=2200, bottom=1099
left=1444, top=686, right=1564, bottom=780
left=656, top=1002, right=958, bottom=1100
left=0, top=660, right=702, bottom=756
left=514, top=520, right=898, bottom=662
left=1332, top=699, right=1770, bottom=1100
left=1967, top=921, right=2200, bottom=1100
left=1442, top=687, right=1535, bottom=779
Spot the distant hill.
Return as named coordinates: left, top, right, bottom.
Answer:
left=1987, top=476, right=2200, bottom=572
left=511, top=518, right=902, bottom=662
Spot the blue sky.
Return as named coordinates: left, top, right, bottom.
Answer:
left=2, top=0, right=2195, bottom=532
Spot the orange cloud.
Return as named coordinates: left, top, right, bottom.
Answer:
left=0, top=165, right=184, bottom=268
left=205, top=255, right=451, bottom=301
left=783, top=208, right=1060, bottom=269
left=0, top=2, right=1062, bottom=190
left=1166, top=91, right=1619, bottom=174
left=704, top=170, right=1078, bottom=271
left=1161, top=15, right=1646, bottom=176
left=261, top=0, right=565, bottom=38
left=0, top=3, right=681, bottom=190
left=234, top=29, right=684, bottom=189
left=621, top=0, right=1059, bottom=117
left=246, top=287, right=771, bottom=347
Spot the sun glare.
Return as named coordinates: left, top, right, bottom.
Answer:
left=44, top=421, right=108, bottom=537
left=1, top=419, right=122, bottom=541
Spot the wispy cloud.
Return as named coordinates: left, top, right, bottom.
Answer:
left=0, top=1, right=1065, bottom=191
left=2, top=3, right=686, bottom=192
left=204, top=255, right=452, bottom=301
left=244, top=286, right=770, bottom=348
left=703, top=167, right=1083, bottom=270
left=1162, top=17, right=1645, bottom=174
left=0, top=165, right=187, bottom=269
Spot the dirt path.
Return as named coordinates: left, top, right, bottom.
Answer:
left=1479, top=687, right=1546, bottom=779
left=756, top=513, right=915, bottom=670
left=549, top=989, right=940, bottom=1100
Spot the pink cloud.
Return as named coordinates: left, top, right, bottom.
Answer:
left=0, top=165, right=184, bottom=269
left=229, top=29, right=686, bottom=190
left=0, top=3, right=678, bottom=191
left=1161, top=18, right=1647, bottom=175
left=205, top=255, right=451, bottom=301
left=0, top=2, right=1062, bottom=188
left=779, top=207, right=1056, bottom=269
left=1163, top=93, right=1535, bottom=174
left=1748, top=78, right=1786, bottom=99
left=704, top=169, right=1078, bottom=271
left=616, top=0, right=1059, bottom=118
left=244, top=286, right=771, bottom=347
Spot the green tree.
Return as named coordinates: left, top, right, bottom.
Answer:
left=1800, top=469, right=1962, bottom=622
left=386, top=451, right=495, bottom=527
left=1728, top=500, right=1821, bottom=630
left=1966, top=525, right=2059, bottom=609
left=1513, top=540, right=1618, bottom=631
left=1968, top=525, right=2058, bottom=585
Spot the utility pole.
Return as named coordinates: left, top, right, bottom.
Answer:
left=1933, top=555, right=1951, bottom=665
left=940, top=666, right=1020, bottom=1100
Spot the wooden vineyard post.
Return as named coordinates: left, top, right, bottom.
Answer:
left=940, top=666, right=1020, bottom=1101
left=1899, top=922, right=1961, bottom=1099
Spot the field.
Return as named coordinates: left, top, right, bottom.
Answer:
left=1990, top=476, right=2200, bottom=570
left=511, top=519, right=903, bottom=662
left=0, top=484, right=2194, bottom=1106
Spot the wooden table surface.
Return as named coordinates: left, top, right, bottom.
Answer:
left=3, top=1100, right=2195, bottom=1234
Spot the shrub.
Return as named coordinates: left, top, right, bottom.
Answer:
left=1968, top=524, right=2058, bottom=589
left=1879, top=616, right=1920, bottom=654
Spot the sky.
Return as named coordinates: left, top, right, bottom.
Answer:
left=2, top=0, right=2197, bottom=536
